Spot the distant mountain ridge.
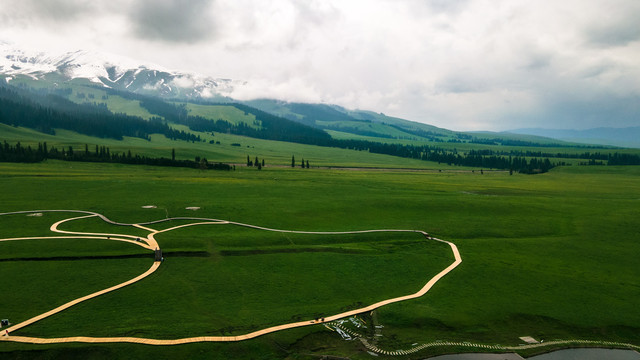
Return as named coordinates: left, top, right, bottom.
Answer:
left=509, top=127, right=640, bottom=148
left=2, top=42, right=623, bottom=148
left=0, top=42, right=242, bottom=100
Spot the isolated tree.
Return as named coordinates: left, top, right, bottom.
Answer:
left=262, top=159, right=265, bottom=167
left=171, top=148, right=175, bottom=161
left=306, top=160, right=309, bottom=168
left=255, top=156, right=259, bottom=167
left=291, top=155, right=295, bottom=168
left=301, top=157, right=305, bottom=168
left=247, top=155, right=251, bottom=166
left=257, top=163, right=262, bottom=170
left=480, top=169, right=484, bottom=175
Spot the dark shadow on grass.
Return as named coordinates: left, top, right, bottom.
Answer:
left=0, top=251, right=210, bottom=262
left=219, top=247, right=368, bottom=256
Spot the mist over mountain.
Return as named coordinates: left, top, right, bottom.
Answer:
left=0, top=42, right=242, bottom=100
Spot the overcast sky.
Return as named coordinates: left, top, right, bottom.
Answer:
left=1, top=0, right=639, bottom=131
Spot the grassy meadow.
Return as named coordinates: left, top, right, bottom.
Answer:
left=0, top=159, right=639, bottom=358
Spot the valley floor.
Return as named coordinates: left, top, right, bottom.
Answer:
left=0, top=161, right=638, bottom=359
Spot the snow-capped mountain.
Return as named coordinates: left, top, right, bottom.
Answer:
left=0, top=42, right=243, bottom=99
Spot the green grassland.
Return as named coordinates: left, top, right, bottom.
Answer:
left=0, top=160, right=639, bottom=359
left=183, top=103, right=260, bottom=128
left=19, top=229, right=451, bottom=339
left=76, top=94, right=155, bottom=120
left=316, top=119, right=419, bottom=139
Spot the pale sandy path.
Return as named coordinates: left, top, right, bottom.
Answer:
left=2, top=262, right=161, bottom=335
left=0, top=210, right=461, bottom=345
left=0, top=236, right=148, bottom=249
left=0, top=210, right=159, bottom=336
left=51, top=214, right=155, bottom=250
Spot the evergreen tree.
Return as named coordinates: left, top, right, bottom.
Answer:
left=171, top=148, right=175, bottom=161
left=262, top=159, right=265, bottom=167
left=306, top=160, right=309, bottom=168
left=291, top=155, right=295, bottom=168
left=255, top=156, right=259, bottom=167
left=301, top=157, right=305, bottom=168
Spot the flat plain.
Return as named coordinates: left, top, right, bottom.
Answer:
left=1, top=160, right=639, bottom=359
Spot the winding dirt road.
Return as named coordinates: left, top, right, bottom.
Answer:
left=0, top=210, right=461, bottom=345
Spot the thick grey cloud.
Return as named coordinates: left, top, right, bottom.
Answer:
left=0, top=0, right=95, bottom=25
left=129, top=0, right=216, bottom=43
left=583, top=2, right=640, bottom=47
left=586, top=21, right=640, bottom=48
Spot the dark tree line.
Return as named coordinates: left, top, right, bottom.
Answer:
left=246, top=155, right=265, bottom=169
left=607, top=153, right=640, bottom=165
left=386, top=124, right=447, bottom=142
left=467, top=149, right=621, bottom=161
left=470, top=137, right=571, bottom=148
left=322, top=125, right=395, bottom=139
left=0, top=141, right=231, bottom=171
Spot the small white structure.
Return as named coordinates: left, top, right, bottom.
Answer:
left=519, top=336, right=539, bottom=344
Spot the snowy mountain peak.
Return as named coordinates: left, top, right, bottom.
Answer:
left=0, top=42, right=242, bottom=99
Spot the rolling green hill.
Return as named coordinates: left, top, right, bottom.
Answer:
left=3, top=75, right=580, bottom=147
left=3, top=78, right=639, bottom=174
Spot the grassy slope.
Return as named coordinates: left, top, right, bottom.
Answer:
left=0, top=161, right=638, bottom=359
left=183, top=103, right=260, bottom=128
left=6, top=76, right=156, bottom=120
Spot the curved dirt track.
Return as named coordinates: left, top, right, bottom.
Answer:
left=0, top=210, right=461, bottom=345
left=3, top=262, right=161, bottom=335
